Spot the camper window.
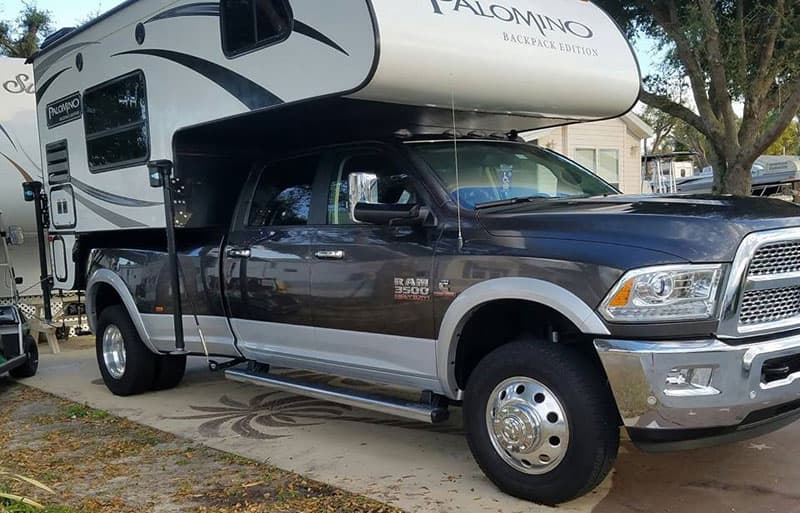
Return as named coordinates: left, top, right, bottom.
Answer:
left=221, top=0, right=292, bottom=57
left=84, top=70, right=149, bottom=172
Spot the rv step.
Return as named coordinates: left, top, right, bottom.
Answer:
left=225, top=368, right=449, bottom=424
left=0, top=355, right=27, bottom=375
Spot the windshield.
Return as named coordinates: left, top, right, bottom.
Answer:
left=410, top=141, right=618, bottom=209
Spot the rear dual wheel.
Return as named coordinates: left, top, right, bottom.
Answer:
left=96, top=305, right=186, bottom=396
left=464, top=340, right=619, bottom=505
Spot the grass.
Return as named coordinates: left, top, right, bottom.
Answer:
left=62, top=404, right=109, bottom=420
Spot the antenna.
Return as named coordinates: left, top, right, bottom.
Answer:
left=451, top=88, right=464, bottom=251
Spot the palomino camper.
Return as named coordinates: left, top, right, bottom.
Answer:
left=0, top=58, right=44, bottom=297
left=35, top=0, right=800, bottom=506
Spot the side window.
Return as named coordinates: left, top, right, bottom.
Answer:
left=221, top=0, right=292, bottom=57
left=84, top=71, right=149, bottom=173
left=248, top=154, right=318, bottom=227
left=327, top=151, right=419, bottom=225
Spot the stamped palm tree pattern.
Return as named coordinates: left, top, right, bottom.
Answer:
left=169, top=370, right=463, bottom=439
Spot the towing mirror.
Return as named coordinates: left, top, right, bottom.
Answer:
left=348, top=172, right=379, bottom=223
left=353, top=203, right=428, bottom=226
left=6, top=226, right=24, bottom=246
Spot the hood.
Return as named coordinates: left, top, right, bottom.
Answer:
left=477, top=195, right=800, bottom=262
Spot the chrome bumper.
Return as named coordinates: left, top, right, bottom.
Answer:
left=594, top=334, right=800, bottom=446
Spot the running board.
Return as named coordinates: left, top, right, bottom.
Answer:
left=0, top=355, right=26, bottom=375
left=225, top=368, right=449, bottom=424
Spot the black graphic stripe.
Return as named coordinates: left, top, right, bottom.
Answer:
left=114, top=49, right=283, bottom=110
left=293, top=21, right=349, bottom=56
left=36, top=67, right=71, bottom=104
left=74, top=192, right=147, bottom=229
left=145, top=2, right=219, bottom=24
left=0, top=152, right=34, bottom=182
left=0, top=122, right=16, bottom=150
left=71, top=178, right=162, bottom=208
left=141, top=2, right=348, bottom=57
left=36, top=42, right=99, bottom=76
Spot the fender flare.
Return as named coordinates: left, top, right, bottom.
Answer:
left=86, top=268, right=160, bottom=354
left=436, top=277, right=611, bottom=398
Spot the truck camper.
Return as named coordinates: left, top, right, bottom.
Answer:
left=33, top=0, right=800, bottom=505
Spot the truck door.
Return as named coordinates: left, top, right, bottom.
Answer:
left=308, top=145, right=438, bottom=381
left=223, top=154, right=322, bottom=360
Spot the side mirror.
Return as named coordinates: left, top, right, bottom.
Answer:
left=353, top=203, right=428, bottom=226
left=348, top=172, right=379, bottom=223
left=15, top=277, right=23, bottom=285
left=6, top=226, right=24, bottom=246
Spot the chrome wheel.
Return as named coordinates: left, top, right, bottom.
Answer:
left=102, top=324, right=126, bottom=380
left=485, top=377, right=569, bottom=475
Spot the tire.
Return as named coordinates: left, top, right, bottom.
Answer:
left=9, top=335, right=39, bottom=379
left=463, top=339, right=619, bottom=505
left=151, top=354, right=187, bottom=391
left=96, top=305, right=157, bottom=396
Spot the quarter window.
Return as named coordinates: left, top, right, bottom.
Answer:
left=248, top=154, right=319, bottom=227
left=221, top=0, right=292, bottom=57
left=84, top=71, right=149, bottom=172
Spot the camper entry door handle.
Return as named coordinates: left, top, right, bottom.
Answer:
left=226, top=247, right=252, bottom=259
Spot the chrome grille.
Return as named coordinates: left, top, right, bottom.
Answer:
left=749, top=241, right=800, bottom=277
left=739, top=286, right=800, bottom=325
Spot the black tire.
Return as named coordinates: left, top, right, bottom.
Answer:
left=9, top=335, right=39, bottom=379
left=463, top=340, right=619, bottom=505
left=96, top=305, right=157, bottom=396
left=151, top=354, right=187, bottom=391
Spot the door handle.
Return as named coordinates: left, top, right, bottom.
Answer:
left=314, top=250, right=345, bottom=260
left=226, top=247, right=252, bottom=259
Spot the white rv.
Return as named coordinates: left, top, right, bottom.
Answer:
left=0, top=58, right=44, bottom=298
left=30, top=0, right=654, bottom=504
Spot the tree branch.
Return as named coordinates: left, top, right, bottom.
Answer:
left=697, top=0, right=738, bottom=148
left=751, top=78, right=800, bottom=157
left=643, top=0, right=723, bottom=140
left=640, top=90, right=709, bottom=137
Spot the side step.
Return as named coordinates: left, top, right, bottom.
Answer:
left=225, top=368, right=449, bottom=424
left=0, top=355, right=27, bottom=375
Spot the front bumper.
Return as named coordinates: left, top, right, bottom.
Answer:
left=594, top=334, right=800, bottom=451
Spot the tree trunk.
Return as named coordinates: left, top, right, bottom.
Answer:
left=713, top=158, right=753, bottom=196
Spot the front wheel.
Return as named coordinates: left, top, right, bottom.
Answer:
left=463, top=340, right=619, bottom=505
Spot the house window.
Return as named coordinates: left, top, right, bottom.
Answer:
left=574, top=148, right=620, bottom=188
left=221, top=0, right=292, bottom=57
left=84, top=71, right=149, bottom=173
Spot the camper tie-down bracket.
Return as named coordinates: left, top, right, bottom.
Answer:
left=148, top=160, right=188, bottom=355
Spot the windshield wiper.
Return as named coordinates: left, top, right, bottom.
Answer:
left=474, top=196, right=550, bottom=210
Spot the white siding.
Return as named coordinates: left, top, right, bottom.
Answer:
left=533, top=118, right=644, bottom=194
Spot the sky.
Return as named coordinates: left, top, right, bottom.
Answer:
left=0, top=0, right=124, bottom=28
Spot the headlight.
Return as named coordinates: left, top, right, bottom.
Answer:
left=600, top=265, right=724, bottom=322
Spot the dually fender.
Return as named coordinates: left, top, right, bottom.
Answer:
left=86, top=268, right=160, bottom=354
left=436, top=277, right=611, bottom=399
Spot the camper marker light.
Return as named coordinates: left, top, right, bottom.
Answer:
left=601, top=264, right=723, bottom=322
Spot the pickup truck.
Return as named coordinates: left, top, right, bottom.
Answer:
left=84, top=136, right=800, bottom=504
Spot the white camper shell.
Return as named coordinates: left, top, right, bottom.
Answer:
left=30, top=0, right=640, bottom=290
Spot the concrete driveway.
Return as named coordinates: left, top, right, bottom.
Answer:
left=23, top=348, right=800, bottom=513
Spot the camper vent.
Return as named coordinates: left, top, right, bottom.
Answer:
left=46, top=140, right=70, bottom=184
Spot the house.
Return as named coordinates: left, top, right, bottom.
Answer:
left=524, top=113, right=654, bottom=194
